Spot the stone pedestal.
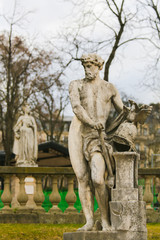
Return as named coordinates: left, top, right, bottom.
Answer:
left=109, top=152, right=147, bottom=236
left=63, top=230, right=147, bottom=240
left=16, top=161, right=38, bottom=167
left=63, top=152, right=147, bottom=240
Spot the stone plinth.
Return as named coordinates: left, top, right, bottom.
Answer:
left=113, top=152, right=138, bottom=189
left=16, top=161, right=38, bottom=167
left=111, top=188, right=138, bottom=201
left=63, top=231, right=147, bottom=240
left=109, top=152, right=147, bottom=239
left=110, top=201, right=146, bottom=232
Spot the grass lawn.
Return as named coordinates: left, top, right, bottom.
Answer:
left=147, top=223, right=160, bottom=240
left=0, top=223, right=159, bottom=240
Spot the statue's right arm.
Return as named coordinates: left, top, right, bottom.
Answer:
left=69, top=81, right=95, bottom=127
left=14, top=116, right=23, bottom=133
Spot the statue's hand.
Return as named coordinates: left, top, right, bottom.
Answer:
left=93, top=122, right=104, bottom=130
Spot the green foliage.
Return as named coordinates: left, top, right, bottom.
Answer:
left=0, top=223, right=159, bottom=240
left=0, top=190, right=4, bottom=209
left=42, top=190, right=98, bottom=213
left=58, top=191, right=68, bottom=212
left=42, top=190, right=52, bottom=212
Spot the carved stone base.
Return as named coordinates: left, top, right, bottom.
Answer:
left=110, top=201, right=146, bottom=232
left=16, top=162, right=38, bottom=167
left=63, top=230, right=147, bottom=240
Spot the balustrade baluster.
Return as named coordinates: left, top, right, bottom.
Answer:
left=33, top=175, right=45, bottom=211
left=65, top=175, right=77, bottom=212
left=49, top=175, right=61, bottom=212
left=17, top=175, right=28, bottom=210
left=11, top=175, right=20, bottom=208
left=155, top=177, right=160, bottom=204
left=143, top=176, right=153, bottom=209
left=1, top=174, right=12, bottom=211
left=25, top=177, right=37, bottom=209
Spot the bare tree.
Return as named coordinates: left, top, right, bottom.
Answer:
left=57, top=0, right=143, bottom=81
left=32, top=82, right=69, bottom=143
left=138, top=0, right=160, bottom=96
left=0, top=6, right=67, bottom=165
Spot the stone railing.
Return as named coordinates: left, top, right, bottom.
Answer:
left=0, top=166, right=77, bottom=213
left=0, top=166, right=160, bottom=213
left=138, top=168, right=160, bottom=209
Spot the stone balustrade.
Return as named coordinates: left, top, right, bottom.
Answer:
left=0, top=166, right=77, bottom=213
left=139, top=168, right=160, bottom=209
left=0, top=166, right=160, bottom=213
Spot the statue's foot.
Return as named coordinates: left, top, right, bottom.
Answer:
left=102, top=221, right=113, bottom=232
left=77, top=221, right=94, bottom=231
left=102, top=226, right=113, bottom=231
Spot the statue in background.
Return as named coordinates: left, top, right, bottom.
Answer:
left=13, top=104, right=38, bottom=167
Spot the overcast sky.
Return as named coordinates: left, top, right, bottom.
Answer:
left=0, top=0, right=159, bottom=115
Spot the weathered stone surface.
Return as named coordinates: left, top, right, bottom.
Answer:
left=146, top=209, right=160, bottom=223
left=110, top=201, right=147, bottom=232
left=0, top=212, right=86, bottom=224
left=63, top=230, right=147, bottom=240
left=109, top=151, right=147, bottom=237
left=111, top=188, right=138, bottom=201
left=0, top=166, right=74, bottom=174
left=0, top=210, right=157, bottom=224
left=113, top=152, right=138, bottom=189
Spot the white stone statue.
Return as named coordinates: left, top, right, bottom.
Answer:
left=68, top=53, right=123, bottom=231
left=13, top=104, right=38, bottom=167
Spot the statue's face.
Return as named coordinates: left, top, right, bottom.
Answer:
left=24, top=105, right=30, bottom=114
left=83, top=62, right=99, bottom=81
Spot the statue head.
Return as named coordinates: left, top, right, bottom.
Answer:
left=22, top=103, right=30, bottom=114
left=81, top=53, right=104, bottom=81
left=81, top=53, right=104, bottom=70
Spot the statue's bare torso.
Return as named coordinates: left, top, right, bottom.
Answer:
left=69, top=79, right=122, bottom=133
left=78, top=80, right=112, bottom=123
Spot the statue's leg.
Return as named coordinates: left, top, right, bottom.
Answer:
left=90, top=152, right=112, bottom=231
left=68, top=117, right=94, bottom=231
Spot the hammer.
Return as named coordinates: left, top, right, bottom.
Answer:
left=98, top=129, right=114, bottom=188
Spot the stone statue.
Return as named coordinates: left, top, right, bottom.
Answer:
left=68, top=53, right=123, bottom=231
left=13, top=104, right=38, bottom=167
left=65, top=53, right=151, bottom=240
